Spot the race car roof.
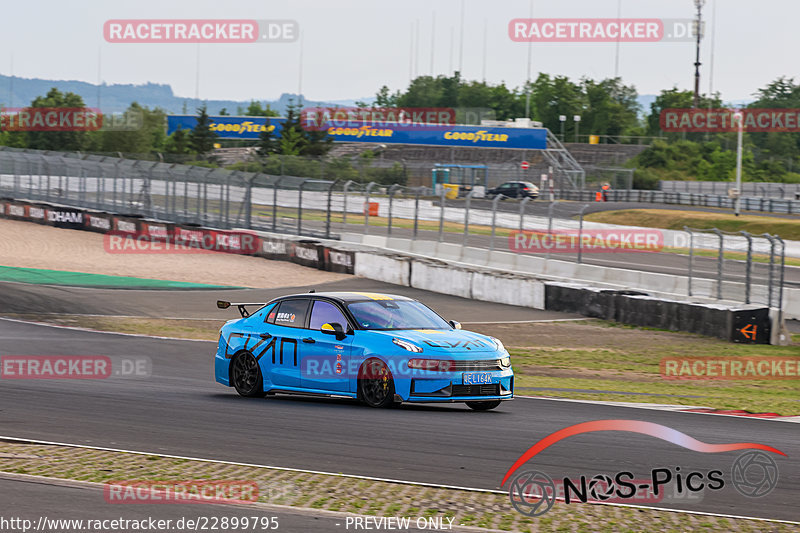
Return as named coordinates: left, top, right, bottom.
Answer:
left=281, top=291, right=415, bottom=303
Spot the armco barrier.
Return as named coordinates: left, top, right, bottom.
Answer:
left=0, top=197, right=786, bottom=342
left=544, top=282, right=771, bottom=344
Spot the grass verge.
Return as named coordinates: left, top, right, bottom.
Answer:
left=584, top=209, right=800, bottom=241
left=0, top=441, right=794, bottom=532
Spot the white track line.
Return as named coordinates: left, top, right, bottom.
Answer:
left=0, top=435, right=796, bottom=525
left=462, top=318, right=595, bottom=324
left=515, top=395, right=800, bottom=423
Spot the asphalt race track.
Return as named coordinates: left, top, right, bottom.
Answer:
left=0, top=308, right=797, bottom=522
left=0, top=475, right=353, bottom=533
left=0, top=278, right=578, bottom=322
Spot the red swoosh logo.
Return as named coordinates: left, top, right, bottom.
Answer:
left=501, top=420, right=785, bottom=486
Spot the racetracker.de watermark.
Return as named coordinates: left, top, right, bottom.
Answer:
left=103, top=231, right=259, bottom=255
left=660, top=108, right=800, bottom=133
left=104, top=19, right=298, bottom=43
left=661, top=357, right=800, bottom=380
left=0, top=108, right=101, bottom=132
left=0, top=355, right=151, bottom=379
left=104, top=480, right=259, bottom=504
left=508, top=18, right=699, bottom=42
left=509, top=229, right=663, bottom=254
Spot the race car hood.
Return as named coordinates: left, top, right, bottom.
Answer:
left=374, top=329, right=498, bottom=354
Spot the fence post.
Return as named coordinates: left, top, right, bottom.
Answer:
left=438, top=186, right=446, bottom=242
left=489, top=193, right=504, bottom=255
left=519, top=196, right=530, bottom=232
left=272, top=176, right=283, bottom=232
left=577, top=203, right=590, bottom=263
left=243, top=174, right=253, bottom=230
left=342, top=180, right=354, bottom=227
left=297, top=179, right=309, bottom=236
left=413, top=187, right=421, bottom=239
left=686, top=227, right=694, bottom=297
left=325, top=179, right=339, bottom=239
left=742, top=231, right=752, bottom=304
left=364, top=182, right=376, bottom=234
left=766, top=234, right=776, bottom=308
left=463, top=189, right=477, bottom=248
left=387, top=184, right=401, bottom=236
left=777, top=237, right=786, bottom=324
left=713, top=228, right=723, bottom=300
left=223, top=173, right=231, bottom=228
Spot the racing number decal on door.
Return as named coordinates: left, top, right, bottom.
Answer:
left=280, top=338, right=298, bottom=366
left=225, top=333, right=276, bottom=362
left=224, top=334, right=297, bottom=367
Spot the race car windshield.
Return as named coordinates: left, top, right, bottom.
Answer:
left=347, top=300, right=450, bottom=330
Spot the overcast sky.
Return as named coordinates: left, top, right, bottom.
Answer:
left=0, top=0, right=794, bottom=103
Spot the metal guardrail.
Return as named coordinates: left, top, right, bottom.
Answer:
left=552, top=188, right=800, bottom=215
left=0, top=148, right=787, bottom=311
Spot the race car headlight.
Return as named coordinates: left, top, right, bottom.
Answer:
left=500, top=356, right=511, bottom=368
left=393, top=338, right=423, bottom=353
left=489, top=336, right=506, bottom=353
left=408, top=359, right=455, bottom=372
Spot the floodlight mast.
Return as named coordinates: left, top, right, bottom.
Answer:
left=693, top=0, right=705, bottom=108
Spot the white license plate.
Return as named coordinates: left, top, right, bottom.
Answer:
left=463, top=372, right=493, bottom=385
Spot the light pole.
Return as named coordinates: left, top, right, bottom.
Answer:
left=573, top=115, right=581, bottom=143
left=734, top=111, right=743, bottom=216
left=693, top=0, right=705, bottom=108
left=559, top=115, right=566, bottom=142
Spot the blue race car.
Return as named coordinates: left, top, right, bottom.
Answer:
left=214, top=292, right=513, bottom=410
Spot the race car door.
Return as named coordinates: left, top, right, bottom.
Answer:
left=300, top=299, right=353, bottom=392
left=263, top=298, right=310, bottom=388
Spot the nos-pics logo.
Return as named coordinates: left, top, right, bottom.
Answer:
left=502, top=420, right=784, bottom=517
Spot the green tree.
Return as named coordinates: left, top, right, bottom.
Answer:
left=20, top=88, right=91, bottom=151
left=188, top=104, right=218, bottom=157
left=277, top=102, right=307, bottom=156
left=245, top=100, right=279, bottom=117
left=256, top=119, right=280, bottom=156
left=580, top=77, right=641, bottom=138
left=94, top=102, right=166, bottom=154
left=165, top=127, right=192, bottom=155
left=645, top=87, right=721, bottom=137
left=374, top=85, right=400, bottom=107
left=529, top=74, right=583, bottom=132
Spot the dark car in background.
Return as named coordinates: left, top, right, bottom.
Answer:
left=486, top=181, right=539, bottom=199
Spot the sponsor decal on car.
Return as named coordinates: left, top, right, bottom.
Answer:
left=275, top=312, right=296, bottom=323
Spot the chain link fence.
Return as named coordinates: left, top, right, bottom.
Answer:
left=0, top=147, right=788, bottom=312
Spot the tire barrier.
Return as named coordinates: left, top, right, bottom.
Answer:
left=0, top=198, right=356, bottom=275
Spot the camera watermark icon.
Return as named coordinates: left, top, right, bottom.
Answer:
left=731, top=451, right=779, bottom=498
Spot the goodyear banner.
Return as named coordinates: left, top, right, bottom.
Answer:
left=166, top=115, right=547, bottom=149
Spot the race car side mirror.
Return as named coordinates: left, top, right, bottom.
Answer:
left=449, top=320, right=462, bottom=330
left=321, top=322, right=347, bottom=340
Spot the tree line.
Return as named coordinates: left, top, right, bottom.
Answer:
left=4, top=73, right=800, bottom=185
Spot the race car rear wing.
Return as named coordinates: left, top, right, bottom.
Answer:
left=216, top=300, right=266, bottom=318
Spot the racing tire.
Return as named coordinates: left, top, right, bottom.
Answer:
left=465, top=400, right=502, bottom=411
left=358, top=358, right=396, bottom=408
left=231, top=352, right=266, bottom=398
